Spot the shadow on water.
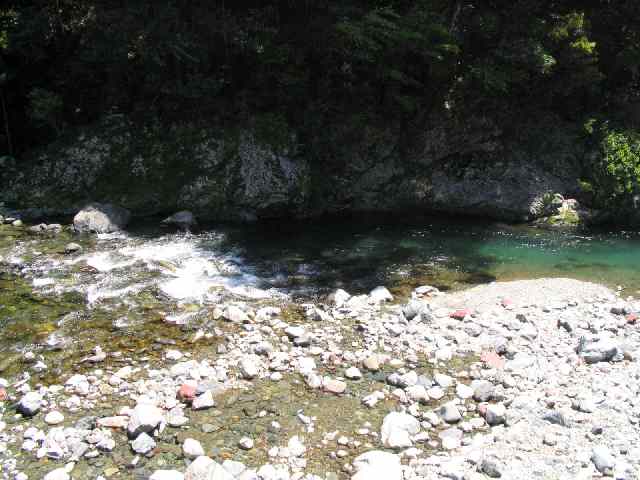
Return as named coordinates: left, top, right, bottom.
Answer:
left=195, top=214, right=509, bottom=297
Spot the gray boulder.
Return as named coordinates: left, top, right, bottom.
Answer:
left=73, top=203, right=130, bottom=233
left=161, top=210, right=197, bottom=231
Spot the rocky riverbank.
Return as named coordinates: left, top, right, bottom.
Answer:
left=1, top=113, right=605, bottom=226
left=0, top=215, right=639, bottom=480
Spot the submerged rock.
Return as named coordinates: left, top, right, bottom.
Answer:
left=73, top=202, right=130, bottom=233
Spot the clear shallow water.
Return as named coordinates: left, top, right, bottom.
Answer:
left=202, top=217, right=640, bottom=297
left=2, top=216, right=640, bottom=373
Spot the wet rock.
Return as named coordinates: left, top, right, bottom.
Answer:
left=127, top=404, right=164, bottom=438
left=162, top=211, right=197, bottom=231
left=73, top=202, right=131, bottom=233
left=381, top=412, right=420, bottom=448
left=131, top=432, right=156, bottom=455
left=351, top=450, right=402, bottom=480
left=17, top=392, right=43, bottom=417
left=183, top=438, right=205, bottom=458
left=64, top=242, right=82, bottom=254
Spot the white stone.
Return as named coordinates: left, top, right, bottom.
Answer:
left=150, top=471, right=184, bottom=480
left=352, top=450, right=402, bottom=480
left=381, top=412, right=420, bottom=448
left=127, top=404, right=164, bottom=438
left=183, top=438, right=205, bottom=458
left=44, top=411, right=65, bottom=425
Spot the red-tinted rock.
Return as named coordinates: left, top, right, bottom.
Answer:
left=450, top=309, right=471, bottom=320
left=501, top=298, right=514, bottom=307
left=626, top=313, right=638, bottom=324
left=480, top=350, right=505, bottom=370
left=0, top=388, right=7, bottom=401
left=177, top=384, right=196, bottom=402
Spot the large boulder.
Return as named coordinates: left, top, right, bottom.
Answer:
left=73, top=203, right=130, bottom=233
left=161, top=210, right=197, bottom=231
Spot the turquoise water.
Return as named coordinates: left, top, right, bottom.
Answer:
left=204, top=217, right=640, bottom=297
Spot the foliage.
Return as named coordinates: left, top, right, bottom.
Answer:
left=27, top=88, right=63, bottom=133
left=0, top=0, right=638, bottom=172
left=590, top=124, right=640, bottom=207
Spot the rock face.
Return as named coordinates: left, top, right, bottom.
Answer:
left=3, top=115, right=586, bottom=224
left=73, top=203, right=131, bottom=233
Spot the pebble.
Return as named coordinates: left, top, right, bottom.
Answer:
left=193, top=390, right=216, bottom=410
left=44, top=411, right=65, bottom=425
left=324, top=379, right=347, bottom=394
left=363, top=355, right=381, bottom=372
left=238, top=437, right=254, bottom=450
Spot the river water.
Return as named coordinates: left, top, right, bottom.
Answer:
left=1, top=216, right=640, bottom=376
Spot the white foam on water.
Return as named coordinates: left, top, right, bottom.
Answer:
left=32, top=278, right=55, bottom=287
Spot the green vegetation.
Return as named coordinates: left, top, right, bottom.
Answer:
left=0, top=1, right=639, bottom=214
left=590, top=125, right=640, bottom=208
